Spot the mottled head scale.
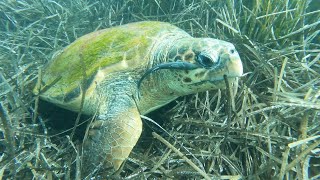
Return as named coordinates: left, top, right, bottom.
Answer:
left=33, top=21, right=243, bottom=178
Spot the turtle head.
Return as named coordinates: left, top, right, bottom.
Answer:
left=138, top=37, right=243, bottom=97
left=165, top=37, right=243, bottom=94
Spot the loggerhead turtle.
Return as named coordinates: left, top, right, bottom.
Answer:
left=34, top=21, right=243, bottom=177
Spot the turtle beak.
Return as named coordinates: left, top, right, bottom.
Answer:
left=222, top=52, right=243, bottom=95
left=206, top=52, right=243, bottom=83
left=227, top=54, right=243, bottom=78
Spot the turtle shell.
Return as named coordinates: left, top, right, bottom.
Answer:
left=35, top=21, right=189, bottom=112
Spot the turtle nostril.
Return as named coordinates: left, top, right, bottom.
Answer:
left=230, top=49, right=235, bottom=54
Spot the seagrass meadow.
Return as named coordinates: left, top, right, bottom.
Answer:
left=0, top=0, right=319, bottom=179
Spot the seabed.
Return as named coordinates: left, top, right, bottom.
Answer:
left=0, top=0, right=319, bottom=179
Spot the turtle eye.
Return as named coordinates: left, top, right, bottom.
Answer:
left=196, top=53, right=217, bottom=68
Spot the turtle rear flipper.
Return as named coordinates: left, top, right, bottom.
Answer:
left=82, top=95, right=142, bottom=178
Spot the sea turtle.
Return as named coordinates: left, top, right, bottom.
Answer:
left=34, top=21, right=243, bottom=177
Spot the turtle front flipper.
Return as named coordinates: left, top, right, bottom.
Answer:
left=82, top=95, right=142, bottom=178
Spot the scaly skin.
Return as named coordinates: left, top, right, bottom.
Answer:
left=34, top=21, right=243, bottom=178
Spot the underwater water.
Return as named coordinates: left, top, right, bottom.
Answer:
left=0, top=0, right=319, bottom=179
